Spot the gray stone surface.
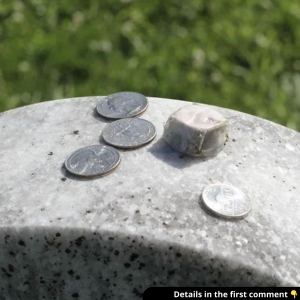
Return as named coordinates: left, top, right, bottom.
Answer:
left=0, top=96, right=300, bottom=299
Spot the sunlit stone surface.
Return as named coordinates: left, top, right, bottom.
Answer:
left=0, top=97, right=300, bottom=299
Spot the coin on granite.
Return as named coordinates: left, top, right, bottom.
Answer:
left=102, top=118, right=156, bottom=149
left=201, top=183, right=251, bottom=219
left=65, top=145, right=121, bottom=178
left=96, top=92, right=148, bottom=119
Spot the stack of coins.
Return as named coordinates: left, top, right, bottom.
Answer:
left=65, top=92, right=156, bottom=178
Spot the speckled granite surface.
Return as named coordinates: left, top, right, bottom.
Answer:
left=0, top=97, right=299, bottom=299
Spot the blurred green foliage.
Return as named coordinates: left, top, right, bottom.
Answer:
left=1, top=0, right=300, bottom=129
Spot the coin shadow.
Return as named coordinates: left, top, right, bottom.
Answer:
left=60, top=163, right=90, bottom=181
left=148, top=138, right=213, bottom=169
left=60, top=163, right=111, bottom=181
left=99, top=135, right=106, bottom=145
left=92, top=107, right=112, bottom=124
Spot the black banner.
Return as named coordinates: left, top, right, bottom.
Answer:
left=143, top=287, right=298, bottom=300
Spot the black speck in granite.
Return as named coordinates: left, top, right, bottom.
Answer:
left=130, top=253, right=139, bottom=262
left=0, top=225, right=285, bottom=299
left=18, top=240, right=26, bottom=247
left=8, top=264, right=15, bottom=273
left=74, top=236, right=85, bottom=247
left=72, top=292, right=79, bottom=298
left=125, top=274, right=133, bottom=282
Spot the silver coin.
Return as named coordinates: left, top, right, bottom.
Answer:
left=96, top=92, right=148, bottom=119
left=65, top=145, right=121, bottom=178
left=202, top=183, right=251, bottom=219
left=102, top=118, right=156, bottom=149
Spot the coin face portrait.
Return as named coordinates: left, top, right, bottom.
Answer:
left=102, top=118, right=156, bottom=149
left=96, top=92, right=148, bottom=119
left=65, top=145, right=121, bottom=178
left=201, top=183, right=251, bottom=219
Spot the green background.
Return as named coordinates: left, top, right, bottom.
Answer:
left=1, top=0, right=300, bottom=129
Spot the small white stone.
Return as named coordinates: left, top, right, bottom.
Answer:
left=285, top=143, right=294, bottom=151
left=163, top=105, right=227, bottom=157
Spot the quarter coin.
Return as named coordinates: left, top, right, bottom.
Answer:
left=102, top=118, right=156, bottom=149
left=96, top=92, right=148, bottom=119
left=201, top=183, right=251, bottom=219
left=65, top=145, right=121, bottom=178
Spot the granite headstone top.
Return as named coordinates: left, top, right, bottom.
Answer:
left=0, top=96, right=299, bottom=299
